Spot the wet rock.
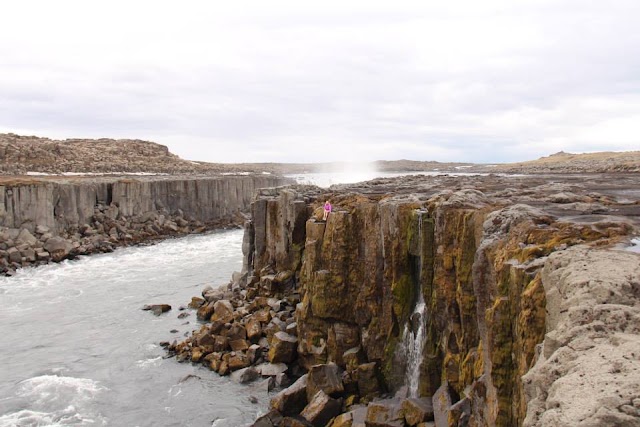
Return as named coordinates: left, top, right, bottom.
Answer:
left=281, top=417, right=313, bottom=427
left=212, top=299, right=234, bottom=323
left=268, top=332, right=298, bottom=363
left=271, top=374, right=308, bottom=416
left=401, top=397, right=434, bottom=425
left=256, top=362, right=289, bottom=377
left=365, top=401, right=405, bottom=427
left=188, top=296, right=205, bottom=309
left=300, top=390, right=342, bottom=427
left=197, top=302, right=215, bottom=321
left=231, top=366, right=260, bottom=384
left=143, top=304, right=172, bottom=316
left=43, top=237, right=73, bottom=262
left=252, top=409, right=284, bottom=427
left=306, top=363, right=344, bottom=402
left=357, top=363, right=382, bottom=401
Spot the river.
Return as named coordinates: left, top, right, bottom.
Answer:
left=0, top=230, right=269, bottom=427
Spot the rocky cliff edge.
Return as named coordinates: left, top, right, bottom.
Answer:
left=170, top=173, right=640, bottom=427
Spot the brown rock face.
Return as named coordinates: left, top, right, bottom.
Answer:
left=236, top=175, right=639, bottom=426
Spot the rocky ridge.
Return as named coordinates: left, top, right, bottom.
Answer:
left=167, top=174, right=640, bottom=426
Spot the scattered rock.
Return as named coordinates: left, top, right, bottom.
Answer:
left=143, top=304, right=171, bottom=316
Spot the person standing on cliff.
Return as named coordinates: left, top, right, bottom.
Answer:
left=323, top=200, right=332, bottom=221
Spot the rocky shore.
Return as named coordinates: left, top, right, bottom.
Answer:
left=167, top=174, right=640, bottom=427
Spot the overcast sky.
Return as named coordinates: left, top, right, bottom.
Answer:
left=1, top=1, right=639, bottom=163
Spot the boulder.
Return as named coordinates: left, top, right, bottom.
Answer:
left=231, top=366, right=260, bottom=384
left=365, top=401, right=405, bottom=427
left=20, top=247, right=36, bottom=262
left=16, top=229, right=37, bottom=246
left=432, top=382, right=452, bottom=427
left=402, top=397, right=434, bottom=425
left=246, top=316, right=263, bottom=341
left=226, top=323, right=248, bottom=341
left=271, top=374, right=308, bottom=416
left=343, top=347, right=365, bottom=372
left=212, top=299, right=235, bottom=323
left=300, top=390, right=342, bottom=427
left=268, top=332, right=298, bottom=363
left=328, top=412, right=353, bottom=427
left=142, top=304, right=172, bottom=316
left=7, top=247, right=21, bottom=263
left=229, top=339, right=250, bottom=352
left=196, top=302, right=215, bottom=321
left=257, top=362, right=289, bottom=377
left=228, top=352, right=251, bottom=371
left=43, top=237, right=73, bottom=262
left=306, top=363, right=344, bottom=402
left=188, top=296, right=205, bottom=309
left=357, top=363, right=382, bottom=400
left=36, top=250, right=50, bottom=261
left=252, top=409, right=284, bottom=427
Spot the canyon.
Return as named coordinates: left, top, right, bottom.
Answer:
left=0, top=175, right=290, bottom=275
left=169, top=173, right=640, bottom=427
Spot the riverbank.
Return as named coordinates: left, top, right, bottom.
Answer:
left=0, top=174, right=291, bottom=275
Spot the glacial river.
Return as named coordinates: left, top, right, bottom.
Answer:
left=0, top=230, right=269, bottom=427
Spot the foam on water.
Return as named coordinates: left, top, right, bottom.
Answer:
left=0, top=375, right=107, bottom=427
left=0, top=230, right=268, bottom=426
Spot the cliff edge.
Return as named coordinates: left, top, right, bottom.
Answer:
left=170, top=173, right=640, bottom=426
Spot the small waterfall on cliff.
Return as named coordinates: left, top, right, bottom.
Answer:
left=402, top=209, right=428, bottom=397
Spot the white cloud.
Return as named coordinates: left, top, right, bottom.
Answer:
left=0, top=0, right=639, bottom=163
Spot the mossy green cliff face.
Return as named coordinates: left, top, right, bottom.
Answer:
left=242, top=182, right=635, bottom=427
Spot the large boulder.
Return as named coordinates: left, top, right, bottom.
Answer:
left=268, top=332, right=298, bottom=363
left=402, top=397, right=434, bottom=425
left=7, top=247, right=21, bottom=263
left=43, top=237, right=73, bottom=262
left=300, top=390, right=342, bottom=427
left=365, top=401, right=405, bottom=427
left=212, top=299, right=234, bottom=323
left=357, top=363, right=382, bottom=401
left=271, top=374, right=308, bottom=416
left=16, top=229, right=38, bottom=246
left=231, top=366, right=260, bottom=384
left=306, top=363, right=344, bottom=402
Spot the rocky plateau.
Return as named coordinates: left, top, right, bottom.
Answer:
left=164, top=173, right=640, bottom=427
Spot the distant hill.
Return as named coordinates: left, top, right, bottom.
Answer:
left=489, top=151, right=640, bottom=173
left=1, top=132, right=638, bottom=175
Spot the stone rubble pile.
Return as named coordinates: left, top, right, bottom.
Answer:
left=0, top=202, right=241, bottom=276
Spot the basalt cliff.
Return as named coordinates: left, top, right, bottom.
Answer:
left=0, top=175, right=290, bottom=275
left=171, top=173, right=640, bottom=427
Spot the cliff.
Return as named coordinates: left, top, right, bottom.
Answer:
left=0, top=175, right=290, bottom=274
left=171, top=173, right=640, bottom=426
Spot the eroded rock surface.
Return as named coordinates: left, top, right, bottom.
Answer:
left=169, top=174, right=639, bottom=427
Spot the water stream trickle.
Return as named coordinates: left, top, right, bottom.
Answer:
left=402, top=210, right=428, bottom=398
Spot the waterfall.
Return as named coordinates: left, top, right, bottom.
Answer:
left=402, top=209, right=428, bottom=397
